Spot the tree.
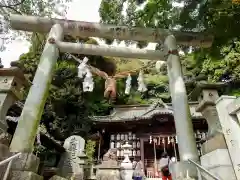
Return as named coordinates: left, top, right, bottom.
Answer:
left=0, top=0, right=71, bottom=51
left=99, top=0, right=240, bottom=97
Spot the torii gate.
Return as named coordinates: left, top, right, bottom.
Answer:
left=9, top=14, right=213, bottom=173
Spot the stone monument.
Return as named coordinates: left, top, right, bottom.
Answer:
left=96, top=148, right=120, bottom=180
left=57, top=135, right=87, bottom=180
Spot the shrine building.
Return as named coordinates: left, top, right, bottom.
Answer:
left=91, top=101, right=208, bottom=173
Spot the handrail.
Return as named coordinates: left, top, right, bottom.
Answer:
left=188, top=159, right=221, bottom=180
left=0, top=152, right=22, bottom=180
left=0, top=152, right=22, bottom=166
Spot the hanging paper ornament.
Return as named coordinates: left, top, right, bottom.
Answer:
left=125, top=74, right=132, bottom=94
left=137, top=71, right=147, bottom=92
left=149, top=136, right=152, bottom=144
left=83, top=69, right=94, bottom=92
left=162, top=137, right=165, bottom=144
left=168, top=136, right=170, bottom=144
left=78, top=57, right=89, bottom=78
left=155, top=61, right=165, bottom=72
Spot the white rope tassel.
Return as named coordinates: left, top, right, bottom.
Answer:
left=78, top=57, right=89, bottom=78
left=125, top=74, right=132, bottom=94
left=168, top=136, right=170, bottom=144
left=83, top=69, right=94, bottom=92
left=149, top=136, right=152, bottom=144
left=137, top=71, right=147, bottom=92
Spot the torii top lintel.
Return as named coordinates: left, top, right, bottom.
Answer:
left=10, top=14, right=213, bottom=48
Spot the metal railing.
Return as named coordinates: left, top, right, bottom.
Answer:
left=188, top=159, right=221, bottom=180
left=0, top=152, right=22, bottom=180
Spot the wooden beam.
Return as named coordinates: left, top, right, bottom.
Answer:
left=10, top=14, right=213, bottom=47
left=56, top=41, right=165, bottom=60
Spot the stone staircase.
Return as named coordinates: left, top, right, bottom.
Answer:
left=0, top=141, right=43, bottom=180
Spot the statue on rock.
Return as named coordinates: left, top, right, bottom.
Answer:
left=103, top=148, right=117, bottom=161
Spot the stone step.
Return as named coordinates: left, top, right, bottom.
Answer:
left=49, top=175, right=68, bottom=180
left=11, top=171, right=43, bottom=180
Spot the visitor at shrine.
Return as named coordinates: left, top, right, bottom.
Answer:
left=169, top=156, right=176, bottom=174
left=133, top=160, right=145, bottom=180
left=159, top=152, right=172, bottom=180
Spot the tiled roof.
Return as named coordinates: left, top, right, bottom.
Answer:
left=91, top=102, right=203, bottom=122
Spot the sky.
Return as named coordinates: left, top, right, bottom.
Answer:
left=0, top=0, right=103, bottom=67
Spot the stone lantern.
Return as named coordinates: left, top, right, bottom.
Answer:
left=0, top=67, right=29, bottom=135
left=189, top=81, right=226, bottom=154
left=121, top=142, right=133, bottom=180
left=122, top=142, right=132, bottom=164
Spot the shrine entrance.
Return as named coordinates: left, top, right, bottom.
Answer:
left=8, top=13, right=213, bottom=178
left=143, top=134, right=179, bottom=177
left=92, top=104, right=208, bottom=176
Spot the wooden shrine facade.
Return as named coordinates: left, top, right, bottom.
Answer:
left=91, top=102, right=208, bottom=171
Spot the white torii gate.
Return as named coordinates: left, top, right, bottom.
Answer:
left=9, top=14, right=213, bottom=176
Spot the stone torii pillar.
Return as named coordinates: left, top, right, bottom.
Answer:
left=8, top=14, right=213, bottom=177
left=10, top=24, right=64, bottom=152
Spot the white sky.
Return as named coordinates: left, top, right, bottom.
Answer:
left=0, top=0, right=183, bottom=67
left=0, top=0, right=102, bottom=67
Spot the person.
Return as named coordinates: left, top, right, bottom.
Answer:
left=133, top=160, right=145, bottom=180
left=159, top=152, right=172, bottom=180
left=169, top=156, right=176, bottom=175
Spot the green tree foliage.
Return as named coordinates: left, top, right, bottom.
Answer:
left=99, top=0, right=240, bottom=97
left=18, top=34, right=113, bottom=140
left=0, top=0, right=71, bottom=18
left=0, top=0, right=71, bottom=51
left=85, top=140, right=96, bottom=164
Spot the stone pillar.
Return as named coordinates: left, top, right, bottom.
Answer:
left=6, top=24, right=62, bottom=180
left=192, top=82, right=226, bottom=154
left=213, top=96, right=240, bottom=179
left=164, top=35, right=199, bottom=178
left=0, top=67, right=29, bottom=178
left=10, top=24, right=63, bottom=152
left=227, top=97, right=240, bottom=125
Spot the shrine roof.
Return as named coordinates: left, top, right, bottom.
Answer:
left=91, top=101, right=203, bottom=122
